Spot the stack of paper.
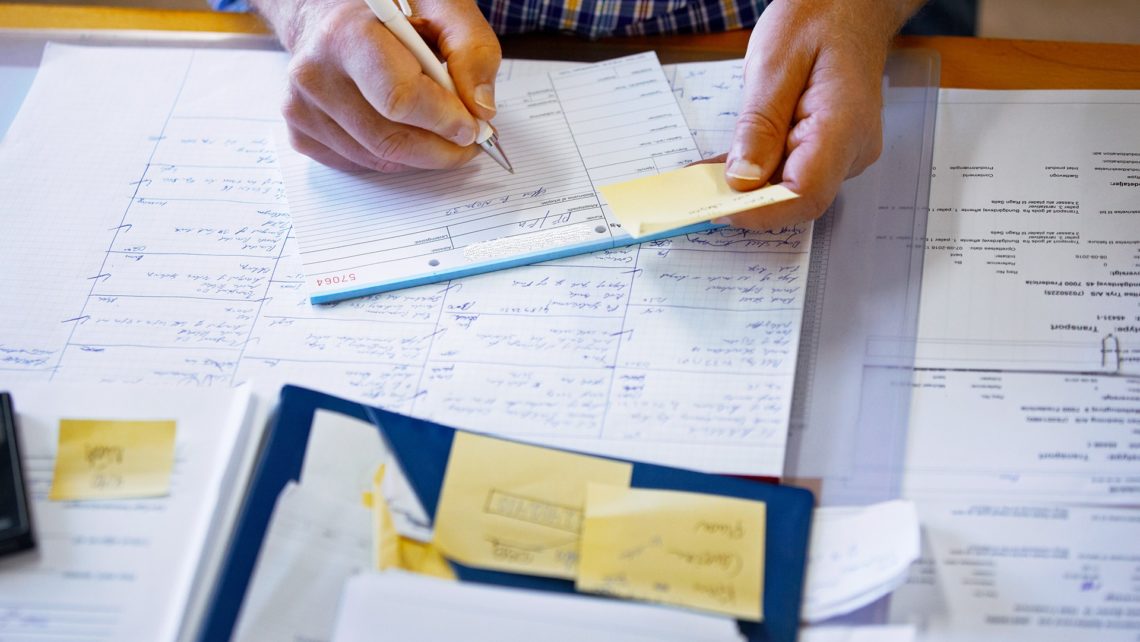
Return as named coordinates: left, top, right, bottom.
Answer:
left=802, top=500, right=921, bottom=622
left=800, top=625, right=916, bottom=642
left=233, top=409, right=418, bottom=641
left=330, top=571, right=746, bottom=642
left=0, top=383, right=253, bottom=642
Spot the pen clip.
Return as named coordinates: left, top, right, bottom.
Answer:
left=396, top=0, right=412, bottom=16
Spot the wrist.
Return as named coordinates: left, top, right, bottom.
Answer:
left=252, top=0, right=341, bottom=52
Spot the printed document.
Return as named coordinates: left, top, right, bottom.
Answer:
left=905, top=90, right=1140, bottom=505
left=917, top=90, right=1140, bottom=373
left=891, top=90, right=1140, bottom=641
left=889, top=501, right=1140, bottom=641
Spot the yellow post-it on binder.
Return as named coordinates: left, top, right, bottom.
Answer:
left=50, top=419, right=177, bottom=501
left=433, top=432, right=633, bottom=579
left=576, top=484, right=766, bottom=621
left=599, top=163, right=798, bottom=238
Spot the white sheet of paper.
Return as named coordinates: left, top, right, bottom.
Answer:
left=800, top=625, right=915, bottom=642
left=0, top=45, right=808, bottom=477
left=916, top=89, right=1140, bottom=373
left=802, top=500, right=920, bottom=622
left=0, top=382, right=251, bottom=642
left=889, top=501, right=1140, bottom=641
left=330, top=571, right=745, bottom=642
left=301, top=408, right=385, bottom=497
left=233, top=482, right=372, bottom=642
left=282, top=52, right=705, bottom=302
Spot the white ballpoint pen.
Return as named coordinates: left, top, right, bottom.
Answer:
left=362, top=0, right=514, bottom=173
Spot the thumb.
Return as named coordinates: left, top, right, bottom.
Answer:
left=726, top=26, right=813, bottom=192
left=414, top=0, right=501, bottom=121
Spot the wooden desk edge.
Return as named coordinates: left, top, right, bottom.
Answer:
left=1, top=4, right=1139, bottom=89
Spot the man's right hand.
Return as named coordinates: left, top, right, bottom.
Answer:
left=254, top=0, right=501, bottom=172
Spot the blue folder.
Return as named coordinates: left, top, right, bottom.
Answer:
left=199, top=385, right=814, bottom=642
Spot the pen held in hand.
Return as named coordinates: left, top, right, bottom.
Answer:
left=362, top=0, right=514, bottom=173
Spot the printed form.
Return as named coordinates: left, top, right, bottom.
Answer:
left=905, top=90, right=1140, bottom=508
left=282, top=53, right=704, bottom=302
left=0, top=45, right=809, bottom=479
left=889, top=90, right=1140, bottom=640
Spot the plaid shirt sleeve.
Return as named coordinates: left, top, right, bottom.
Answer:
left=477, top=1, right=768, bottom=39
left=210, top=1, right=766, bottom=39
left=209, top=0, right=249, bottom=11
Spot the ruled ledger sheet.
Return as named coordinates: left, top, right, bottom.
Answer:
left=0, top=44, right=810, bottom=477
left=282, top=53, right=705, bottom=302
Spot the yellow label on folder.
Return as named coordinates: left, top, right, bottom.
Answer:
left=433, top=432, right=632, bottom=579
left=371, top=465, right=401, bottom=571
left=368, top=465, right=456, bottom=581
left=49, top=419, right=177, bottom=501
left=599, top=163, right=798, bottom=238
left=576, top=483, right=767, bottom=621
left=397, top=537, right=456, bottom=581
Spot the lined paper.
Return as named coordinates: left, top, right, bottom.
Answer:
left=0, top=46, right=810, bottom=476
left=281, top=53, right=704, bottom=302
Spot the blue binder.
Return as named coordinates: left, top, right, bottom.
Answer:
left=199, top=385, right=814, bottom=642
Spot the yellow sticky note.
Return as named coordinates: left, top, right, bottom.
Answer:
left=599, top=163, right=798, bottom=238
left=576, top=484, right=766, bottom=621
left=433, top=432, right=632, bottom=578
left=50, top=419, right=177, bottom=501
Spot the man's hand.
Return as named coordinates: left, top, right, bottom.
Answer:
left=718, top=0, right=925, bottom=230
left=254, top=0, right=501, bottom=172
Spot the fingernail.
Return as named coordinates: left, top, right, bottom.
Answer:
left=474, top=84, right=496, bottom=113
left=726, top=159, right=763, bottom=182
left=455, top=123, right=477, bottom=146
left=712, top=217, right=732, bottom=226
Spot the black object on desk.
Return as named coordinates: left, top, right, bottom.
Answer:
left=0, top=392, right=34, bottom=557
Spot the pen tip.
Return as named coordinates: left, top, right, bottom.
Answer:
left=480, top=137, right=513, bottom=174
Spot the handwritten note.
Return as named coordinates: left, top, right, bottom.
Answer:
left=576, top=484, right=766, bottom=621
left=600, top=163, right=799, bottom=238
left=433, top=432, right=632, bottom=578
left=49, top=418, right=176, bottom=501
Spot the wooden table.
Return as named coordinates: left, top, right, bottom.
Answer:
left=2, top=3, right=1139, bottom=89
